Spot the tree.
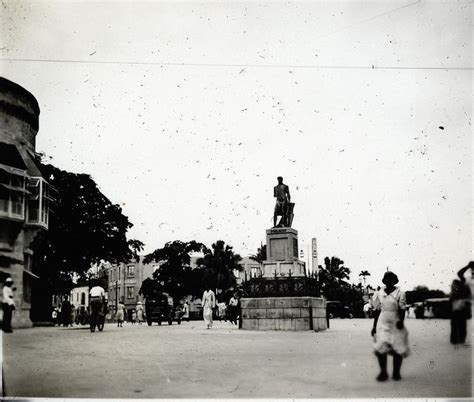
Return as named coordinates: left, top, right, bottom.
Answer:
left=405, top=286, right=447, bottom=305
left=142, top=240, right=207, bottom=302
left=197, top=240, right=244, bottom=298
left=250, top=244, right=267, bottom=264
left=318, top=256, right=351, bottom=300
left=359, top=270, right=371, bottom=287
left=31, top=161, right=143, bottom=321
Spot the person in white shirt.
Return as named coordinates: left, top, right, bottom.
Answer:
left=90, top=285, right=105, bottom=298
left=228, top=294, right=239, bottom=325
left=2, top=277, right=15, bottom=333
left=363, top=302, right=372, bottom=318
left=89, top=283, right=106, bottom=321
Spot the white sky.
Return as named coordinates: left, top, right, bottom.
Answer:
left=1, top=0, right=471, bottom=291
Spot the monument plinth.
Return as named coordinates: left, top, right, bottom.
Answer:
left=241, top=177, right=327, bottom=332
left=262, top=227, right=305, bottom=277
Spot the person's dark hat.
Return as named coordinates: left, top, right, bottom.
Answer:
left=382, top=271, right=399, bottom=286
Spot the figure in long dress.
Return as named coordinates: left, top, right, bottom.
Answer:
left=202, top=287, right=216, bottom=329
left=136, top=301, right=145, bottom=324
left=371, top=271, right=410, bottom=382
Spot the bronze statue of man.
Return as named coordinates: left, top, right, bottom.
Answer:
left=273, top=176, right=291, bottom=227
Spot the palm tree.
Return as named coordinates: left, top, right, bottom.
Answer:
left=249, top=244, right=266, bottom=264
left=197, top=240, right=243, bottom=294
left=318, top=256, right=351, bottom=300
left=359, top=270, right=371, bottom=287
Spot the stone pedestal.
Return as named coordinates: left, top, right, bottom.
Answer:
left=241, top=297, right=327, bottom=331
left=262, top=260, right=306, bottom=277
left=241, top=226, right=326, bottom=331
left=266, top=227, right=299, bottom=261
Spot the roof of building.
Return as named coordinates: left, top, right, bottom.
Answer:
left=0, top=77, right=40, bottom=115
left=0, top=142, right=27, bottom=170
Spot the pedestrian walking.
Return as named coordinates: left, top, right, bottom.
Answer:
left=182, top=300, right=190, bottom=322
left=228, top=293, right=238, bottom=325
left=61, top=296, right=72, bottom=327
left=136, top=301, right=144, bottom=324
left=2, top=277, right=15, bottom=333
left=202, top=287, right=216, bottom=329
left=217, top=301, right=227, bottom=321
left=51, top=307, right=58, bottom=326
left=449, top=262, right=472, bottom=345
left=371, top=271, right=409, bottom=382
left=363, top=301, right=372, bottom=318
left=131, top=309, right=137, bottom=324
left=116, top=300, right=126, bottom=327
left=70, top=304, right=76, bottom=326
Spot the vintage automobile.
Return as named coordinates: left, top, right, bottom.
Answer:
left=326, top=301, right=353, bottom=319
left=145, top=292, right=183, bottom=326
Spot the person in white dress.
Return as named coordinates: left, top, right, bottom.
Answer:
left=371, top=271, right=409, bottom=382
left=182, top=301, right=190, bottom=322
left=202, top=287, right=216, bottom=329
left=136, top=301, right=145, bottom=324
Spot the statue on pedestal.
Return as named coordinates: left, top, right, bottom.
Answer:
left=273, top=176, right=294, bottom=227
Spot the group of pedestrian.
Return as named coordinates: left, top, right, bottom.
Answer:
left=129, top=301, right=145, bottom=325
left=50, top=296, right=75, bottom=327
left=201, top=286, right=240, bottom=329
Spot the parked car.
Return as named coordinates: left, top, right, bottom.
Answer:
left=145, top=292, right=182, bottom=326
left=326, top=301, right=353, bottom=319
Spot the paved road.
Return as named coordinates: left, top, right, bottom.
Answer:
left=2, top=318, right=471, bottom=398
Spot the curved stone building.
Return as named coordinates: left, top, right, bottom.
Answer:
left=0, top=77, right=50, bottom=328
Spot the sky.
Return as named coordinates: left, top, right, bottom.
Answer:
left=1, top=0, right=471, bottom=291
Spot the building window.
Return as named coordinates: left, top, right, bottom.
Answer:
left=127, top=265, right=134, bottom=278
left=126, top=286, right=134, bottom=299
left=0, top=169, right=26, bottom=220
left=27, top=177, right=50, bottom=228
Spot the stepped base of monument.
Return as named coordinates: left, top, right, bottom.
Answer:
left=241, top=296, right=327, bottom=331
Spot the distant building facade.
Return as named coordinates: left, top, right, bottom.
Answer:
left=0, top=77, right=51, bottom=328
left=107, top=255, right=202, bottom=318
left=70, top=286, right=89, bottom=311
left=234, top=256, right=262, bottom=284
left=107, top=258, right=158, bottom=318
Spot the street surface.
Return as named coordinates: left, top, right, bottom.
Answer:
left=2, top=318, right=471, bottom=398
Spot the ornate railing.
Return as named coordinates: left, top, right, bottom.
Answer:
left=242, top=274, right=320, bottom=298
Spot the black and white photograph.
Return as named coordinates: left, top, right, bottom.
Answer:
left=0, top=0, right=471, bottom=399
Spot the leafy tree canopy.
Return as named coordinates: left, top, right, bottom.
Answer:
left=142, top=240, right=207, bottom=302
left=141, top=240, right=243, bottom=303
left=197, top=240, right=243, bottom=294
left=32, top=162, right=143, bottom=293
left=405, top=285, right=447, bottom=305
